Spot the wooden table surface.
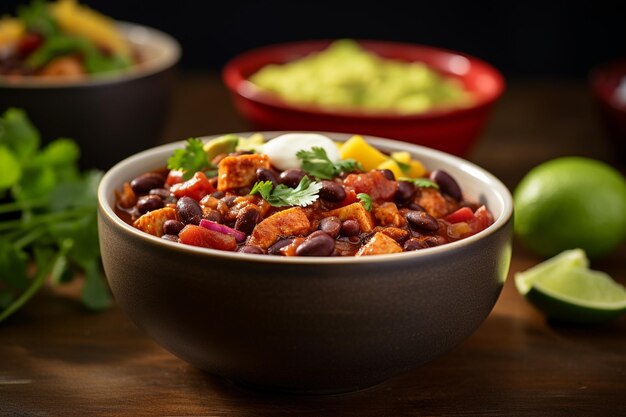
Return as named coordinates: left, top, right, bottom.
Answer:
left=1, top=72, right=625, bottom=417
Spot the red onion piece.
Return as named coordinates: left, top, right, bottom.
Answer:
left=199, top=219, right=246, bottom=242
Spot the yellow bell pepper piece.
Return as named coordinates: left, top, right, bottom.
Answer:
left=409, top=160, right=426, bottom=178
left=50, top=0, right=130, bottom=55
left=0, top=17, right=24, bottom=47
left=390, top=151, right=411, bottom=165
left=376, top=158, right=404, bottom=179
left=340, top=135, right=388, bottom=171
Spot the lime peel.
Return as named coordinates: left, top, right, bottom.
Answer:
left=514, top=248, right=626, bottom=324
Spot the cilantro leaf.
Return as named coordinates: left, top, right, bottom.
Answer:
left=357, top=193, right=373, bottom=211
left=399, top=177, right=440, bottom=189
left=17, top=0, right=58, bottom=37
left=296, top=147, right=362, bottom=179
left=167, top=138, right=215, bottom=181
left=250, top=176, right=322, bottom=207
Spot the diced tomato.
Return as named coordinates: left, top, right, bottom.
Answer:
left=467, top=205, right=494, bottom=234
left=178, top=224, right=237, bottom=251
left=444, top=207, right=475, bottom=223
left=337, top=188, right=359, bottom=208
left=165, top=169, right=184, bottom=186
left=17, top=32, right=43, bottom=56
left=343, top=171, right=397, bottom=201
left=170, top=171, right=214, bottom=201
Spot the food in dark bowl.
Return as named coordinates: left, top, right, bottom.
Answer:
left=114, top=132, right=495, bottom=256
left=0, top=0, right=181, bottom=170
left=0, top=0, right=143, bottom=79
left=97, top=132, right=513, bottom=394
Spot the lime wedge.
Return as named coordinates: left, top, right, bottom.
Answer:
left=515, top=248, right=626, bottom=324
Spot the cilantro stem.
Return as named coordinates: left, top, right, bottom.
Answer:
left=0, top=252, right=58, bottom=323
left=14, top=227, right=48, bottom=250
left=0, top=198, right=49, bottom=214
left=0, top=206, right=94, bottom=232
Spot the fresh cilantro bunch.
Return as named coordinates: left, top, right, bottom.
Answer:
left=296, top=147, right=362, bottom=179
left=250, top=176, right=322, bottom=207
left=0, top=108, right=110, bottom=323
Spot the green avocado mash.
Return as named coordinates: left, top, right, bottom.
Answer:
left=248, top=39, right=474, bottom=114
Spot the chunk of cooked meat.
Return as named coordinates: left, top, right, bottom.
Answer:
left=356, top=232, right=403, bottom=256
left=132, top=207, right=176, bottom=237
left=323, top=202, right=374, bottom=233
left=248, top=207, right=311, bottom=248
left=217, top=154, right=271, bottom=191
left=416, top=188, right=449, bottom=218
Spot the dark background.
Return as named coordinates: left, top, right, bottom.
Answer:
left=3, top=0, right=626, bottom=79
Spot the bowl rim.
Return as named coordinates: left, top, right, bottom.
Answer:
left=222, top=39, right=506, bottom=121
left=0, top=21, right=181, bottom=89
left=98, top=131, right=513, bottom=265
left=589, top=57, right=626, bottom=112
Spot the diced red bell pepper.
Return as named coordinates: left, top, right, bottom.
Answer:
left=165, top=169, right=184, bottom=186
left=444, top=207, right=475, bottom=223
left=178, top=224, right=237, bottom=251
left=343, top=171, right=397, bottom=201
left=170, top=171, right=214, bottom=201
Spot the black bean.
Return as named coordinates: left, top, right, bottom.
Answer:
left=268, top=238, right=294, bottom=255
left=149, top=188, right=171, bottom=199
left=341, top=219, right=360, bottom=237
left=238, top=245, right=266, bottom=254
left=378, top=169, right=395, bottom=181
left=222, top=195, right=237, bottom=207
left=406, top=210, right=439, bottom=232
left=430, top=170, right=463, bottom=201
left=163, top=219, right=185, bottom=235
left=161, top=234, right=179, bottom=242
left=176, top=196, right=203, bottom=225
left=395, top=181, right=416, bottom=204
left=234, top=206, right=261, bottom=235
left=296, top=233, right=335, bottom=256
left=319, top=216, right=341, bottom=238
left=424, top=235, right=447, bottom=247
left=211, top=190, right=225, bottom=199
left=319, top=180, right=346, bottom=202
left=403, top=238, right=429, bottom=251
left=279, top=169, right=305, bottom=187
left=256, top=167, right=279, bottom=185
left=136, top=195, right=164, bottom=214
left=130, top=172, right=165, bottom=195
left=408, top=202, right=425, bottom=212
left=203, top=209, right=223, bottom=223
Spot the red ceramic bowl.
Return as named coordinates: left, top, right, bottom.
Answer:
left=589, top=58, right=626, bottom=164
left=223, top=39, right=505, bottom=157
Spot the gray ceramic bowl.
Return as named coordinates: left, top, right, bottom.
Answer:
left=0, top=22, right=181, bottom=170
left=97, top=132, right=513, bottom=394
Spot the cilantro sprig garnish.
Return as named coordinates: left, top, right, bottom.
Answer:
left=296, top=147, right=363, bottom=180
left=399, top=177, right=440, bottom=189
left=0, top=108, right=110, bottom=323
left=357, top=193, right=373, bottom=211
left=167, top=138, right=216, bottom=180
left=249, top=176, right=322, bottom=207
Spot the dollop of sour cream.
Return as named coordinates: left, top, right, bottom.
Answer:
left=261, top=133, right=340, bottom=171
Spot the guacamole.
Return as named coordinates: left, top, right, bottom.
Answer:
left=248, top=39, right=474, bottom=114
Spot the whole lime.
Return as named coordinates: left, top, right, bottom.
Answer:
left=513, top=156, right=626, bottom=259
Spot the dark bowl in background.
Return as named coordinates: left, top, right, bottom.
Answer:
left=0, top=22, right=181, bottom=170
left=97, top=132, right=513, bottom=395
left=589, top=58, right=626, bottom=166
left=222, top=40, right=505, bottom=157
